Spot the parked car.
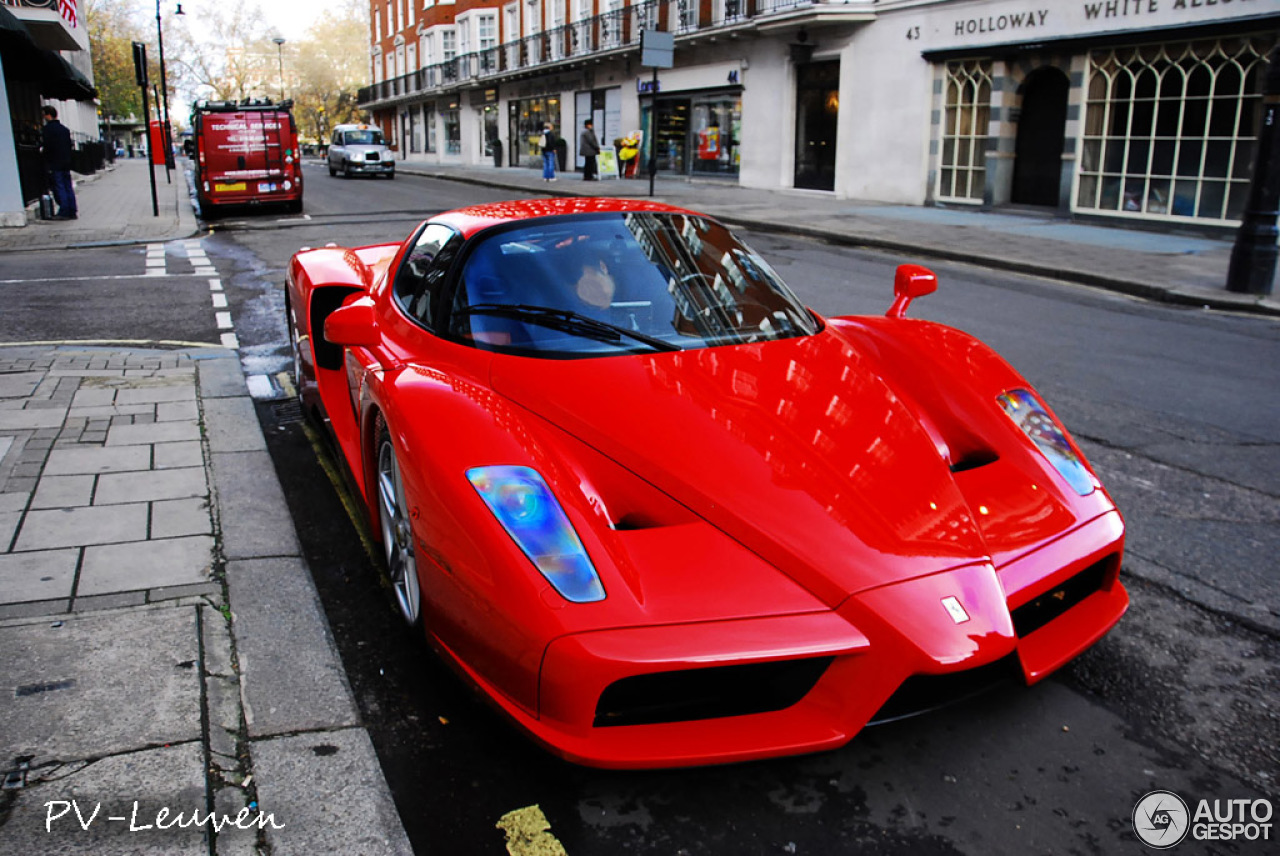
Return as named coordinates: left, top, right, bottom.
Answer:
left=285, top=197, right=1128, bottom=768
left=328, top=124, right=394, bottom=179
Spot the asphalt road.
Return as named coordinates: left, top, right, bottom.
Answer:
left=0, top=163, right=1275, bottom=855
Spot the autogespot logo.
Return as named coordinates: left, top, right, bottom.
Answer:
left=1133, top=790, right=1190, bottom=849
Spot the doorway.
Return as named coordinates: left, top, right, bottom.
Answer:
left=1012, top=67, right=1069, bottom=207
left=794, top=60, right=839, bottom=191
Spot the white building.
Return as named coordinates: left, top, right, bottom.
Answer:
left=361, top=0, right=1279, bottom=228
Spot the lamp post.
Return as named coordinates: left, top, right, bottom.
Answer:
left=273, top=37, right=287, bottom=103
left=154, top=0, right=183, bottom=180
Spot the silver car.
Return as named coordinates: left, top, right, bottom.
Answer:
left=328, top=125, right=395, bottom=179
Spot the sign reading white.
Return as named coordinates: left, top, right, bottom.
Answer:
left=928, top=0, right=1266, bottom=50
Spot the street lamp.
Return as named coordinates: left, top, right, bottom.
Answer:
left=155, top=0, right=184, bottom=178
left=273, top=37, right=286, bottom=103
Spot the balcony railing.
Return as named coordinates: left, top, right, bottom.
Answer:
left=359, top=0, right=825, bottom=106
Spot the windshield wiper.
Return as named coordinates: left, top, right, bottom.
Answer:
left=460, top=303, right=681, bottom=352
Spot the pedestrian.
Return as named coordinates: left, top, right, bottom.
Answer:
left=540, top=123, right=557, bottom=182
left=41, top=105, right=77, bottom=220
left=579, top=119, right=601, bottom=181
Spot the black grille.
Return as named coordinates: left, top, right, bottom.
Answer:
left=593, top=657, right=833, bottom=728
left=1011, top=559, right=1110, bottom=638
left=364, top=152, right=380, bottom=161
left=869, top=655, right=1020, bottom=725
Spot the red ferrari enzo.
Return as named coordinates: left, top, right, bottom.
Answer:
left=285, top=197, right=1127, bottom=768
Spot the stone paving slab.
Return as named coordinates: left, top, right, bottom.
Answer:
left=211, top=451, right=300, bottom=561
left=43, top=444, right=151, bottom=476
left=0, top=742, right=208, bottom=855
left=0, top=548, right=79, bottom=603
left=78, top=535, right=214, bottom=596
left=250, top=728, right=414, bottom=856
left=31, top=473, right=94, bottom=508
left=94, top=466, right=207, bottom=505
left=203, top=396, right=268, bottom=453
left=13, top=503, right=149, bottom=551
left=105, top=420, right=201, bottom=447
left=0, top=607, right=203, bottom=760
left=227, top=557, right=358, bottom=738
left=152, top=497, right=213, bottom=539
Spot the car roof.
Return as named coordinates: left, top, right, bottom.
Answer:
left=430, top=197, right=706, bottom=239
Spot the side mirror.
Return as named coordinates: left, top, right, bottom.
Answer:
left=886, top=264, right=938, bottom=319
left=324, top=295, right=379, bottom=348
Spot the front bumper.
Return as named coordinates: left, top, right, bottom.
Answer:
left=348, top=161, right=394, bottom=174
left=501, top=511, right=1128, bottom=769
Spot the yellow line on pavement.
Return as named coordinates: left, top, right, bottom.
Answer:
left=275, top=372, right=381, bottom=568
left=496, top=805, right=569, bottom=856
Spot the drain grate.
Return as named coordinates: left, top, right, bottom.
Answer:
left=271, top=399, right=304, bottom=426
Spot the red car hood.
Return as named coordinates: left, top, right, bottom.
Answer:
left=489, top=330, right=997, bottom=607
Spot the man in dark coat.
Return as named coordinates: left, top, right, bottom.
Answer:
left=579, top=119, right=601, bottom=181
left=41, top=106, right=77, bottom=220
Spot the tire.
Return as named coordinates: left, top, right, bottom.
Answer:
left=328, top=162, right=336, bottom=177
left=376, top=421, right=422, bottom=627
left=284, top=198, right=303, bottom=214
left=344, top=162, right=353, bottom=179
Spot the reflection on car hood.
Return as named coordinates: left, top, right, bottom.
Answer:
left=489, top=329, right=995, bottom=606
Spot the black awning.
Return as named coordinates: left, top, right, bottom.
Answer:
left=0, top=7, right=97, bottom=101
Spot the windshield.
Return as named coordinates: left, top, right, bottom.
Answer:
left=343, top=130, right=384, bottom=145
left=448, top=212, right=819, bottom=357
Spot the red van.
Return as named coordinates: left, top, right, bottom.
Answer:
left=191, top=99, right=303, bottom=216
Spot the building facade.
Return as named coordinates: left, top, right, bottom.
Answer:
left=0, top=0, right=97, bottom=226
left=359, top=0, right=1279, bottom=229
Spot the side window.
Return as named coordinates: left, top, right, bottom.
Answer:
left=393, top=223, right=461, bottom=330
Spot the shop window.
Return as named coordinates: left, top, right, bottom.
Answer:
left=938, top=59, right=992, bottom=203
left=424, top=103, right=437, bottom=153
left=1077, top=35, right=1273, bottom=224
left=444, top=104, right=461, bottom=154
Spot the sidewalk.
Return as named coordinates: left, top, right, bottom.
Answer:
left=0, top=158, right=198, bottom=252
left=0, top=347, right=411, bottom=854
left=397, top=161, right=1280, bottom=318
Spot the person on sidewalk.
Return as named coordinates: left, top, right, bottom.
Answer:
left=540, top=123, right=558, bottom=182
left=579, top=119, right=601, bottom=181
left=41, top=106, right=78, bottom=220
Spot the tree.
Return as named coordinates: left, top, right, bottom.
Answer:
left=166, top=0, right=277, bottom=104
left=86, top=0, right=147, bottom=122
left=290, top=0, right=370, bottom=143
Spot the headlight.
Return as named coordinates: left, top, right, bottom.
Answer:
left=997, top=390, right=1096, bottom=496
left=467, top=466, right=606, bottom=603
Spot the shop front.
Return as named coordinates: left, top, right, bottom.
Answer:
left=920, top=0, right=1279, bottom=226
left=639, top=62, right=744, bottom=178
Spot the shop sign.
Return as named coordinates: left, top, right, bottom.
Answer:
left=920, top=0, right=1266, bottom=51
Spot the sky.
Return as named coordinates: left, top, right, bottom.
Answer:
left=251, top=0, right=356, bottom=41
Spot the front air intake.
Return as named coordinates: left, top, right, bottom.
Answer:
left=593, top=657, right=833, bottom=727
left=1011, top=558, right=1111, bottom=638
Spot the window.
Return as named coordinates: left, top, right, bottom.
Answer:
left=442, top=30, right=457, bottom=61
left=394, top=224, right=463, bottom=330
left=444, top=103, right=461, bottom=154
left=424, top=103, right=437, bottom=152
left=447, top=213, right=819, bottom=357
left=937, top=59, right=993, bottom=203
left=1077, top=35, right=1272, bottom=223
left=459, top=19, right=471, bottom=55
left=375, top=7, right=382, bottom=41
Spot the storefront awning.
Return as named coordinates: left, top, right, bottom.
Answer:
left=0, top=7, right=97, bottom=102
